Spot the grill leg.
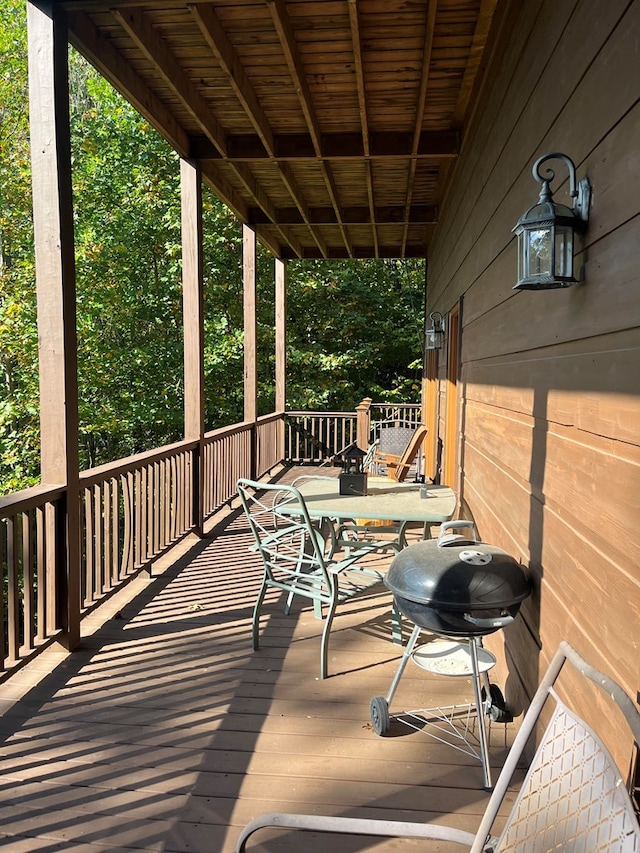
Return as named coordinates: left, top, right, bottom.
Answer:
left=469, top=637, right=492, bottom=789
left=385, top=623, right=422, bottom=705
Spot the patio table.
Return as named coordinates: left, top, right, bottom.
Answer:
left=290, top=477, right=457, bottom=643
left=293, top=476, right=456, bottom=529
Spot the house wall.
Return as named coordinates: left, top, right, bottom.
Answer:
left=426, top=0, right=639, bottom=763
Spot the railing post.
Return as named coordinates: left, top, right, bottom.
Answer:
left=356, top=397, right=372, bottom=450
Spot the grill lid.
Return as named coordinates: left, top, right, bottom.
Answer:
left=385, top=522, right=530, bottom=612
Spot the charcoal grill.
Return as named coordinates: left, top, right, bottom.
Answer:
left=370, top=521, right=530, bottom=789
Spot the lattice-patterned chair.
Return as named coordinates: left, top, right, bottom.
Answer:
left=237, top=641, right=640, bottom=852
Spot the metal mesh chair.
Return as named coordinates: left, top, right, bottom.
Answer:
left=236, top=641, right=640, bottom=851
left=237, top=478, right=396, bottom=679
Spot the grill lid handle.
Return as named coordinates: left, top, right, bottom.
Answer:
left=437, top=520, right=478, bottom=548
left=463, top=611, right=516, bottom=628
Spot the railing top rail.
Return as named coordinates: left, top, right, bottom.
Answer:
left=285, top=411, right=354, bottom=418
left=0, top=482, right=66, bottom=517
left=370, top=402, right=421, bottom=409
left=79, top=438, right=200, bottom=487
left=256, top=412, right=284, bottom=426
left=204, top=419, right=256, bottom=441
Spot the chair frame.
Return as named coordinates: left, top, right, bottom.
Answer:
left=372, top=424, right=428, bottom=482
left=237, top=640, right=640, bottom=851
left=237, top=478, right=397, bottom=679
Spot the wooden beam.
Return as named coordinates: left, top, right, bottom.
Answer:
left=267, top=0, right=322, bottom=155
left=27, top=0, right=81, bottom=647
left=67, top=10, right=191, bottom=158
left=188, top=3, right=313, bottom=256
left=348, top=0, right=377, bottom=256
left=267, top=0, right=346, bottom=257
left=110, top=6, right=292, bottom=235
left=190, top=130, right=460, bottom=161
left=247, top=204, right=438, bottom=226
left=68, top=10, right=250, bottom=220
left=453, top=0, right=499, bottom=127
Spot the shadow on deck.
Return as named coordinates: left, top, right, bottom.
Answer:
left=0, top=466, right=521, bottom=852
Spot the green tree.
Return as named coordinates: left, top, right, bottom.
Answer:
left=285, top=258, right=424, bottom=410
left=0, top=0, right=39, bottom=492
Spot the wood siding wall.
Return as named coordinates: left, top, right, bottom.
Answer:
left=426, top=0, right=639, bottom=765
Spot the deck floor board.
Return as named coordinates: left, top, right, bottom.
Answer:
left=0, top=466, right=523, bottom=852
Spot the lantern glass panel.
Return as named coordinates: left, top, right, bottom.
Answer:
left=526, top=227, right=552, bottom=278
left=554, top=225, right=574, bottom=278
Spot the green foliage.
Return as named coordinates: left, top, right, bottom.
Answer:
left=285, top=259, right=424, bottom=410
left=0, top=3, right=424, bottom=494
left=0, top=0, right=40, bottom=491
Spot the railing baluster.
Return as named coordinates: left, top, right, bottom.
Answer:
left=22, top=510, right=34, bottom=654
left=6, top=516, right=18, bottom=663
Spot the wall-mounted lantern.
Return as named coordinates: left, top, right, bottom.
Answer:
left=512, top=152, right=591, bottom=291
left=424, top=311, right=445, bottom=350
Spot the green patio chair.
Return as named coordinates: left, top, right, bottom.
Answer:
left=237, top=478, right=397, bottom=679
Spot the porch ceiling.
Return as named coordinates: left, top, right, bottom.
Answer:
left=59, top=0, right=504, bottom=260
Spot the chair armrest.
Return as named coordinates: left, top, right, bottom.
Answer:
left=236, top=811, right=476, bottom=852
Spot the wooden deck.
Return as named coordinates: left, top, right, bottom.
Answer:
left=0, top=467, right=522, bottom=852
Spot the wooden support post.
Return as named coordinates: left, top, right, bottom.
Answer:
left=181, top=158, right=205, bottom=534
left=275, top=258, right=287, bottom=413
left=275, top=258, right=287, bottom=462
left=243, top=226, right=258, bottom=476
left=27, top=0, right=81, bottom=648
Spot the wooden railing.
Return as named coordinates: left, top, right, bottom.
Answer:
left=0, top=484, right=65, bottom=669
left=0, top=416, right=284, bottom=678
left=1, top=401, right=418, bottom=677
left=284, top=411, right=358, bottom=462
left=369, top=402, right=422, bottom=433
left=284, top=401, right=421, bottom=463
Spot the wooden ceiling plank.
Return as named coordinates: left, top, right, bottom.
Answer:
left=348, top=0, right=378, bottom=256
left=267, top=0, right=322, bottom=155
left=111, top=6, right=228, bottom=157
left=452, top=0, right=499, bottom=128
left=189, top=3, right=275, bottom=156
left=403, top=1, right=438, bottom=256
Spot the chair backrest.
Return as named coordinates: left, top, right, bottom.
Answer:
left=471, top=641, right=640, bottom=853
left=237, top=478, right=333, bottom=594
left=383, top=424, right=428, bottom=482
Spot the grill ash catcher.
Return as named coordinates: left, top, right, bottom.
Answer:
left=370, top=521, right=531, bottom=789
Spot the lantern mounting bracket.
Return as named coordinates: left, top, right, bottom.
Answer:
left=532, top=152, right=591, bottom=222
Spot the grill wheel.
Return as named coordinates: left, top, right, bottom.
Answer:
left=370, top=696, right=390, bottom=735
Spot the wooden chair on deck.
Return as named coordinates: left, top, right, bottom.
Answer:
left=371, top=423, right=428, bottom=482
left=236, top=641, right=640, bottom=852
